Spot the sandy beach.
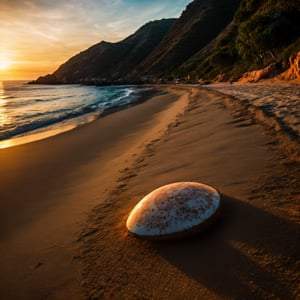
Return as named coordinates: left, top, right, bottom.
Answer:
left=0, top=84, right=299, bottom=299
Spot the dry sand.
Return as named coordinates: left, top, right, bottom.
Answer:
left=209, top=81, right=300, bottom=138
left=0, top=84, right=299, bottom=299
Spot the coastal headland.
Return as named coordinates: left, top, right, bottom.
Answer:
left=0, top=84, right=299, bottom=299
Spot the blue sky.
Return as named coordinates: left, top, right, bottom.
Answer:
left=0, top=0, right=191, bottom=79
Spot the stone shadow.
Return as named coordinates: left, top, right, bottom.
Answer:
left=153, top=195, right=300, bottom=299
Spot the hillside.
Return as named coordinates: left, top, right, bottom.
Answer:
left=131, top=0, right=241, bottom=80
left=32, top=0, right=300, bottom=84
left=178, top=0, right=300, bottom=81
left=33, top=19, right=176, bottom=84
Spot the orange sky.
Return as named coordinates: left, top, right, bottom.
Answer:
left=0, top=0, right=190, bottom=80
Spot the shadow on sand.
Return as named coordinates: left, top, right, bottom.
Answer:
left=152, top=195, right=300, bottom=299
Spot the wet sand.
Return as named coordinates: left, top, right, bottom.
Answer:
left=0, top=84, right=299, bottom=299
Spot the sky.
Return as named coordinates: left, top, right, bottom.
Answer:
left=0, top=0, right=191, bottom=80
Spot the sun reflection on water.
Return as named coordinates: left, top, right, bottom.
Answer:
left=0, top=80, right=7, bottom=126
left=0, top=139, right=12, bottom=149
left=0, top=81, right=13, bottom=144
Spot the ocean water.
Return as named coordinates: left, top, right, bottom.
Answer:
left=0, top=80, right=149, bottom=148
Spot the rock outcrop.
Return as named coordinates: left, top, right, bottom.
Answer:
left=232, top=50, right=300, bottom=83
left=277, top=51, right=300, bottom=81
left=239, top=63, right=282, bottom=83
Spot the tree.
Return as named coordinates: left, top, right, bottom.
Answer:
left=236, top=4, right=300, bottom=63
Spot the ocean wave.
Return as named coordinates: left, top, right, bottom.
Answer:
left=0, top=104, right=100, bottom=140
left=0, top=84, right=147, bottom=142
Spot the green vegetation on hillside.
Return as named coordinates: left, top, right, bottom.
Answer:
left=178, top=0, right=300, bottom=81
left=236, top=0, right=300, bottom=63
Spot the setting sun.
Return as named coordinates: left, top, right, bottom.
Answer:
left=0, top=55, right=11, bottom=71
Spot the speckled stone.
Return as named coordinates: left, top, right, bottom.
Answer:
left=126, top=182, right=221, bottom=239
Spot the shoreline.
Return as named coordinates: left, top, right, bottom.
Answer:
left=0, top=85, right=161, bottom=149
left=1, top=80, right=299, bottom=150
left=0, top=84, right=299, bottom=299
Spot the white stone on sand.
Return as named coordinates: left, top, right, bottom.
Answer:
left=126, top=182, right=221, bottom=239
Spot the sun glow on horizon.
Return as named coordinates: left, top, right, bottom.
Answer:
left=0, top=55, right=12, bottom=71
left=0, top=51, right=45, bottom=80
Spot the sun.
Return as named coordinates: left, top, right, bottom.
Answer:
left=0, top=56, right=12, bottom=71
